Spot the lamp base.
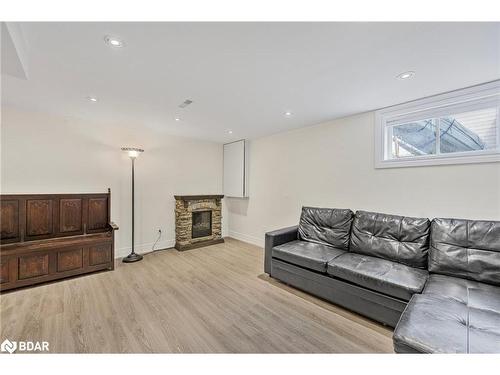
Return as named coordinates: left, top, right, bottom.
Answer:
left=122, top=252, right=143, bottom=263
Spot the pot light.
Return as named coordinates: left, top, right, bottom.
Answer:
left=86, top=96, right=98, bottom=102
left=397, top=71, right=415, bottom=80
left=104, top=35, right=124, bottom=48
left=175, top=117, right=181, bottom=122
left=227, top=129, right=233, bottom=134
left=179, top=99, right=193, bottom=108
left=284, top=111, right=292, bottom=117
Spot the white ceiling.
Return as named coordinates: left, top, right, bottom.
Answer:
left=1, top=23, right=29, bottom=79
left=2, top=22, right=500, bottom=142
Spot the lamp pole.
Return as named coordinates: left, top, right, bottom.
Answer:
left=121, top=147, right=144, bottom=263
left=131, top=156, right=135, bottom=254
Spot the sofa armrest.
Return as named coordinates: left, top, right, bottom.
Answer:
left=264, top=225, right=298, bottom=275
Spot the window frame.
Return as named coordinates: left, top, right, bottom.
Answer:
left=374, top=80, right=500, bottom=169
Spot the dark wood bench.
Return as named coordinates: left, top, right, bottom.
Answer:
left=0, top=189, right=118, bottom=292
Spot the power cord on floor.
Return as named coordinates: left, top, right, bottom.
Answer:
left=140, top=229, right=170, bottom=258
left=152, top=229, right=162, bottom=252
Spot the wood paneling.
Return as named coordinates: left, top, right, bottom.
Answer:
left=59, top=198, right=83, bottom=233
left=1, top=192, right=117, bottom=291
left=26, top=199, right=53, bottom=237
left=18, top=254, right=49, bottom=280
left=88, top=198, right=108, bottom=231
left=57, top=248, right=83, bottom=272
left=0, top=261, right=9, bottom=283
left=1, top=193, right=109, bottom=243
left=89, top=243, right=111, bottom=266
left=0, top=200, right=19, bottom=240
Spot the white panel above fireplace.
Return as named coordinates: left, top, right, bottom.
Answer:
left=223, top=140, right=248, bottom=198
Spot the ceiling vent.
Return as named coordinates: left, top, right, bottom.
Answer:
left=178, top=99, right=193, bottom=108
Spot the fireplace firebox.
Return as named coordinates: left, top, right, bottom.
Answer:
left=192, top=210, right=212, bottom=238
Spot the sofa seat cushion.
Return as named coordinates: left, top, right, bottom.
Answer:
left=394, top=294, right=468, bottom=353
left=272, top=240, right=345, bottom=272
left=423, top=274, right=500, bottom=313
left=326, top=252, right=428, bottom=301
left=394, top=275, right=500, bottom=353
left=394, top=293, right=500, bottom=353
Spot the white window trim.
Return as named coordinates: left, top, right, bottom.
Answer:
left=374, top=80, right=500, bottom=169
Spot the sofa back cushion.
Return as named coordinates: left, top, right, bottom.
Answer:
left=298, top=207, right=354, bottom=250
left=350, top=211, right=431, bottom=269
left=429, top=218, right=500, bottom=285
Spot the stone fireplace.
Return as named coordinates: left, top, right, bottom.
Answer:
left=174, top=195, right=224, bottom=251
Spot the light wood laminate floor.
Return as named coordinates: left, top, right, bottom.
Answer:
left=0, top=238, right=393, bottom=353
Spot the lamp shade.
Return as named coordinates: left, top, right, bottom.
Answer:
left=121, top=147, right=144, bottom=159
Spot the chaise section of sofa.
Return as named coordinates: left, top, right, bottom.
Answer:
left=393, top=218, right=500, bottom=353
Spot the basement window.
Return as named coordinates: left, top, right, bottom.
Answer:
left=375, top=81, right=500, bottom=168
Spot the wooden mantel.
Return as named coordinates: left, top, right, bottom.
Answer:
left=174, top=195, right=224, bottom=201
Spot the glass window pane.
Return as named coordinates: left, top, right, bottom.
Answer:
left=389, top=119, right=437, bottom=159
left=439, top=108, right=498, bottom=154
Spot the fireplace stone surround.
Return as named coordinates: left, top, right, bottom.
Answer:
left=174, top=195, right=224, bottom=251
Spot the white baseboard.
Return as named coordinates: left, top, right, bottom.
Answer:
left=116, top=239, right=176, bottom=258
left=228, top=230, right=264, bottom=248
left=116, top=231, right=264, bottom=258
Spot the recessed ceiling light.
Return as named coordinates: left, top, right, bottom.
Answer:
left=284, top=111, right=293, bottom=117
left=397, top=71, right=415, bottom=80
left=178, top=99, right=193, bottom=108
left=227, top=129, right=233, bottom=134
left=104, top=35, right=124, bottom=48
left=86, top=96, right=98, bottom=102
left=175, top=117, right=181, bottom=122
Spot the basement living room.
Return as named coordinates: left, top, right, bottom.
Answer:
left=1, top=3, right=500, bottom=372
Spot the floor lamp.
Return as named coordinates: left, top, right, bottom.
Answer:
left=121, top=147, right=144, bottom=263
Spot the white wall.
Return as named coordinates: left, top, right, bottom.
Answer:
left=1, top=107, right=225, bottom=257
left=226, top=111, right=500, bottom=247
left=4, top=107, right=500, bottom=253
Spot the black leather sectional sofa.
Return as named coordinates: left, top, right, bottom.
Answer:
left=264, top=207, right=500, bottom=353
